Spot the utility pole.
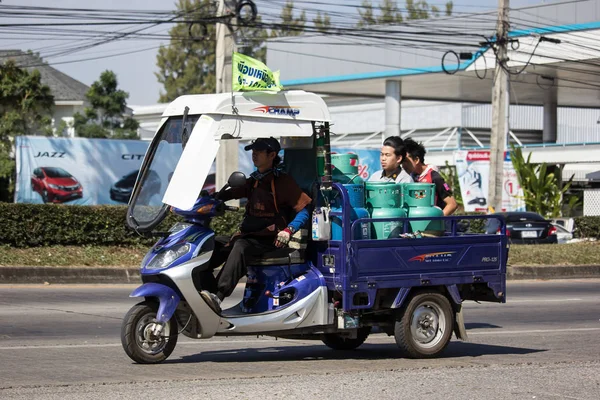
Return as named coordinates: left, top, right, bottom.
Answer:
left=488, top=0, right=510, bottom=213
left=215, top=0, right=239, bottom=191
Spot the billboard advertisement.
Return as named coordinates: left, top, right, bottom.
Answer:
left=454, top=150, right=525, bottom=212
left=15, top=136, right=185, bottom=205
left=238, top=146, right=381, bottom=182
left=16, top=136, right=383, bottom=206
left=331, top=147, right=381, bottom=181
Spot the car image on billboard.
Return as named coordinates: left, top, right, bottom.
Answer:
left=110, top=169, right=162, bottom=204
left=31, top=167, right=83, bottom=203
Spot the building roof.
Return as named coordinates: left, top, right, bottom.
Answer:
left=267, top=2, right=600, bottom=108
left=0, top=50, right=89, bottom=102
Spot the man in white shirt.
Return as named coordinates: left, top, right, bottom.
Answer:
left=368, top=136, right=413, bottom=184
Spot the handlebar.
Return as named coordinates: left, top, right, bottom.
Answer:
left=224, top=205, right=239, bottom=212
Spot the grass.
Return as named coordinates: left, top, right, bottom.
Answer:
left=507, top=242, right=600, bottom=266
left=0, top=245, right=147, bottom=267
left=0, top=242, right=599, bottom=267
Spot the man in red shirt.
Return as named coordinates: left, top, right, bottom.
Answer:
left=402, top=138, right=458, bottom=216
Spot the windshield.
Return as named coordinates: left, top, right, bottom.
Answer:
left=44, top=167, right=72, bottom=178
left=128, top=115, right=200, bottom=230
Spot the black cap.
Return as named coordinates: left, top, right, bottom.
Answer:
left=244, top=137, right=281, bottom=153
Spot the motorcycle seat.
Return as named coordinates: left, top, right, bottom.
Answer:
left=247, top=229, right=307, bottom=266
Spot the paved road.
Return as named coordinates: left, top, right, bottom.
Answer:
left=1, top=279, right=599, bottom=399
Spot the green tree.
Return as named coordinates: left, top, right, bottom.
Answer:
left=156, top=0, right=217, bottom=102
left=358, top=1, right=451, bottom=27
left=445, top=1, right=453, bottom=16
left=73, top=70, right=139, bottom=139
left=406, top=0, right=445, bottom=19
left=0, top=60, right=54, bottom=201
left=439, top=161, right=463, bottom=207
left=357, top=0, right=377, bottom=27
left=379, top=0, right=404, bottom=24
left=313, top=11, right=331, bottom=32
left=271, top=1, right=306, bottom=37
left=510, top=145, right=580, bottom=218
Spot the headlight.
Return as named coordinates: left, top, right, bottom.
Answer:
left=48, top=184, right=59, bottom=189
left=146, top=244, right=191, bottom=270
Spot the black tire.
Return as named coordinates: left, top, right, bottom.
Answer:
left=322, top=327, right=371, bottom=350
left=42, top=189, right=48, bottom=203
left=394, top=292, right=454, bottom=359
left=121, top=301, right=178, bottom=364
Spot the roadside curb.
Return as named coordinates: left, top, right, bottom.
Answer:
left=2, top=265, right=600, bottom=284
left=507, top=265, right=600, bottom=280
left=0, top=266, right=141, bottom=284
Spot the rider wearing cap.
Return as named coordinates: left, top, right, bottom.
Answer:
left=201, top=137, right=311, bottom=313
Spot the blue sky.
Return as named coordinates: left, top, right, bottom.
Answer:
left=0, top=0, right=555, bottom=105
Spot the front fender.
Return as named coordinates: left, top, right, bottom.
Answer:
left=130, top=283, right=180, bottom=324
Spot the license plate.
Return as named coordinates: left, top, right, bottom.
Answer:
left=521, top=231, right=537, bottom=238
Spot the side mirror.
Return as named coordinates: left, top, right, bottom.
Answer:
left=228, top=171, right=247, bottom=188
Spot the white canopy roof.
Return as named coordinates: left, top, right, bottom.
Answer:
left=162, top=90, right=331, bottom=122
left=161, top=90, right=332, bottom=210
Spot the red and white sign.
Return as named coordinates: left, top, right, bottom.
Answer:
left=454, top=150, right=525, bottom=213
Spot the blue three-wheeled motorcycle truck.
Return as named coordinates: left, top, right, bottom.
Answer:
left=121, top=91, right=508, bottom=364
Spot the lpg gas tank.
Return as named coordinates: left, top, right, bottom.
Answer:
left=365, top=182, right=407, bottom=239
left=403, top=183, right=444, bottom=233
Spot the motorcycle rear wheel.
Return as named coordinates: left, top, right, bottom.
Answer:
left=121, top=301, right=178, bottom=364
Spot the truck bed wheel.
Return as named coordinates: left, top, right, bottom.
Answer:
left=394, top=292, right=454, bottom=358
left=322, top=327, right=371, bottom=350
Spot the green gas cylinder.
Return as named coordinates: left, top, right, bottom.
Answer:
left=331, top=154, right=364, bottom=184
left=365, top=182, right=407, bottom=239
left=403, top=183, right=444, bottom=233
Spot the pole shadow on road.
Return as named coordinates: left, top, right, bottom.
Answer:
left=167, top=342, right=545, bottom=364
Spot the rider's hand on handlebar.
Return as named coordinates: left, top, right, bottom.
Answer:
left=275, top=227, right=293, bottom=248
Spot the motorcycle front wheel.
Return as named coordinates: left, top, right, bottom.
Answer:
left=121, top=301, right=178, bottom=364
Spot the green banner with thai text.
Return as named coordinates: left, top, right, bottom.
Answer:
left=232, top=52, right=283, bottom=92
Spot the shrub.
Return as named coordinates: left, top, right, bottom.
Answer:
left=573, top=216, right=600, bottom=239
left=0, top=203, right=244, bottom=247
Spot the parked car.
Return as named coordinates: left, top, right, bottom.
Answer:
left=31, top=167, right=83, bottom=203
left=552, top=223, right=574, bottom=244
left=110, top=170, right=161, bottom=204
left=550, top=217, right=576, bottom=234
left=485, top=212, right=558, bottom=244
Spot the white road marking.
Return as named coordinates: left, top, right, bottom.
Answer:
left=0, top=339, right=291, bottom=350
left=506, top=298, right=584, bottom=303
left=2, top=328, right=600, bottom=350
left=468, top=327, right=600, bottom=335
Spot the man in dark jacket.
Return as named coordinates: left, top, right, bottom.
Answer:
left=201, top=137, right=311, bottom=313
